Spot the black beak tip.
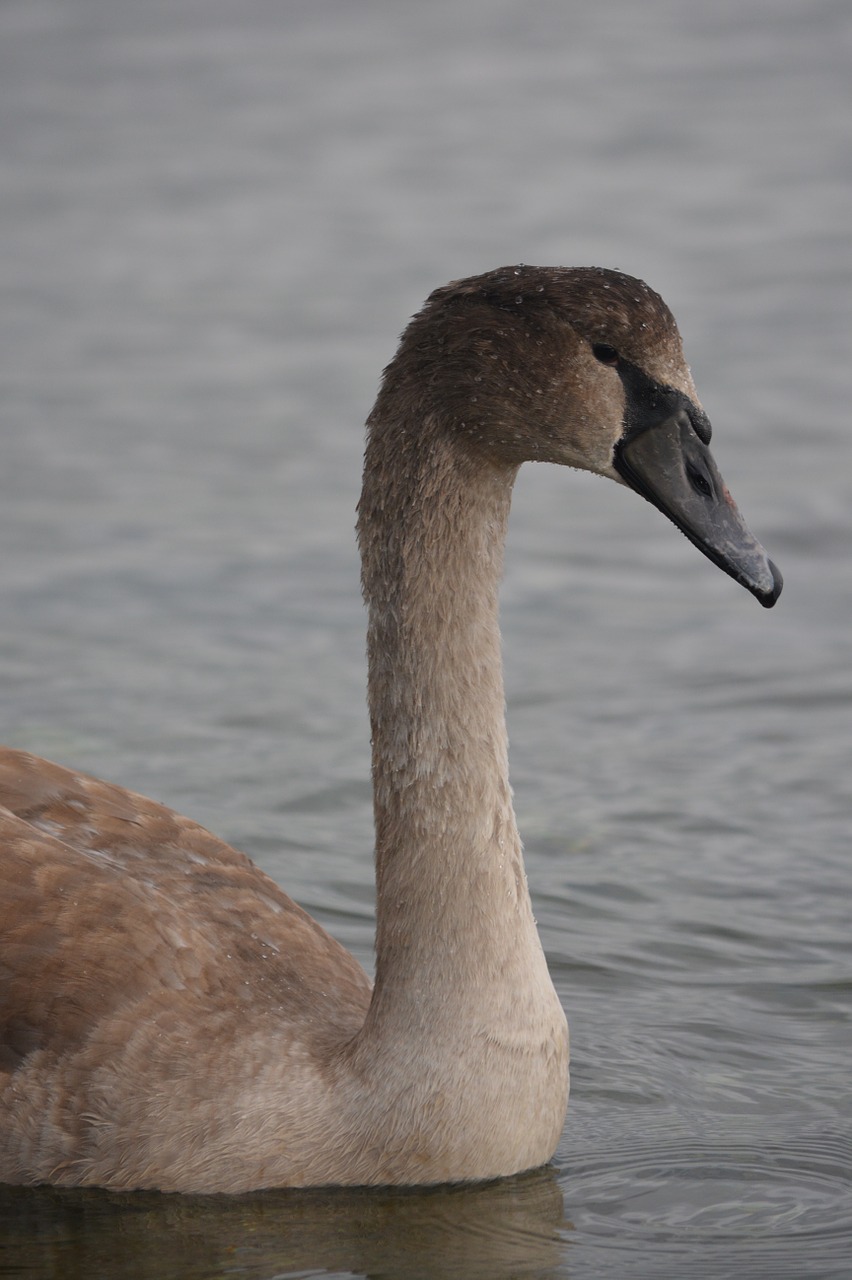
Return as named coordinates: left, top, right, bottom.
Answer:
left=757, top=559, right=783, bottom=609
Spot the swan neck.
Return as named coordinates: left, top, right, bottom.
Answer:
left=358, top=414, right=537, bottom=1002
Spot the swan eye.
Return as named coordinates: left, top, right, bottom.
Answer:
left=592, top=343, right=620, bottom=367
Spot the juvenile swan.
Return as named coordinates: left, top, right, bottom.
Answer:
left=0, top=267, right=781, bottom=1193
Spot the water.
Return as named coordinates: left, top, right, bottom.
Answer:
left=1, top=0, right=850, bottom=1275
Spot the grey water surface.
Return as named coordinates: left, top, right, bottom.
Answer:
left=0, top=1, right=850, bottom=1277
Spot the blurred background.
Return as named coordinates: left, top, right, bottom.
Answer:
left=1, top=1, right=850, bottom=1277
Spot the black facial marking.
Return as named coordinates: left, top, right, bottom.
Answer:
left=612, top=358, right=710, bottom=446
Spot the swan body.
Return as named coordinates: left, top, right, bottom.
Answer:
left=0, top=266, right=781, bottom=1192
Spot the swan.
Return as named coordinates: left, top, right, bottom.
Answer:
left=0, top=266, right=781, bottom=1193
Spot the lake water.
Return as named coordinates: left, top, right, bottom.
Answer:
left=0, top=0, right=850, bottom=1276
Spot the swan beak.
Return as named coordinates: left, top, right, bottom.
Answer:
left=614, top=410, right=783, bottom=608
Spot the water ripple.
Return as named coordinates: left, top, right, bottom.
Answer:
left=561, top=1132, right=852, bottom=1276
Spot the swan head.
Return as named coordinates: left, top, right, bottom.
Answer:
left=378, top=265, right=781, bottom=607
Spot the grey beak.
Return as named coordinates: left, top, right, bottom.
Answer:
left=615, top=409, right=782, bottom=608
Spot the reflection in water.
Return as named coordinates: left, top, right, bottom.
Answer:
left=0, top=1169, right=569, bottom=1280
